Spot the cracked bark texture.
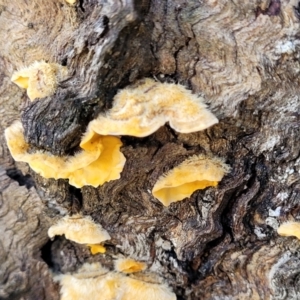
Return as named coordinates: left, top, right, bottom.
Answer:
left=1, top=0, right=300, bottom=299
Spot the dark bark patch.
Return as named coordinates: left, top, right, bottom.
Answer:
left=257, top=0, right=281, bottom=17
left=6, top=168, right=35, bottom=189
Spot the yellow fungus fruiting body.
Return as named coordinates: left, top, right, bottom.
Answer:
left=11, top=61, right=68, bottom=101
left=4, top=121, right=126, bottom=188
left=13, top=76, right=29, bottom=89
left=56, top=263, right=120, bottom=300
left=69, top=134, right=125, bottom=188
left=122, top=277, right=176, bottom=300
left=88, top=244, right=107, bottom=255
left=114, top=258, right=147, bottom=274
left=48, top=214, right=111, bottom=245
left=65, top=0, right=77, bottom=4
left=152, top=155, right=230, bottom=206
left=55, top=262, right=176, bottom=300
left=85, top=78, right=218, bottom=137
left=74, top=262, right=109, bottom=278
left=277, top=222, right=300, bottom=240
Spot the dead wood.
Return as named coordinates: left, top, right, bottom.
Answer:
left=1, top=0, right=300, bottom=299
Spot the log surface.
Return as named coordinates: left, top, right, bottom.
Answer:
left=1, top=0, right=300, bottom=299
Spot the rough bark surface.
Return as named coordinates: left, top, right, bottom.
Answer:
left=1, top=0, right=300, bottom=299
left=0, top=75, right=59, bottom=299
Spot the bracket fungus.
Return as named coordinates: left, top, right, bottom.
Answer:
left=4, top=121, right=126, bottom=188
left=114, top=258, right=147, bottom=274
left=55, top=262, right=176, bottom=300
left=11, top=61, right=68, bottom=101
left=121, top=276, right=176, bottom=300
left=48, top=214, right=110, bottom=254
left=88, top=244, right=107, bottom=255
left=55, top=263, right=120, bottom=300
left=152, top=155, right=230, bottom=206
left=83, top=78, right=218, bottom=137
left=65, top=0, right=77, bottom=4
left=277, top=221, right=300, bottom=240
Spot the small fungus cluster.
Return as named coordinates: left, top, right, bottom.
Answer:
left=7, top=74, right=232, bottom=299
left=7, top=76, right=230, bottom=204
left=11, top=61, right=68, bottom=101
left=55, top=262, right=176, bottom=300
left=4, top=121, right=125, bottom=188
left=48, top=214, right=110, bottom=254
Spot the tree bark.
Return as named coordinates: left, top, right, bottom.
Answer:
left=1, top=0, right=300, bottom=299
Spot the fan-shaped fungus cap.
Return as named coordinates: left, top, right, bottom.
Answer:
left=121, top=277, right=176, bottom=300
left=88, top=244, right=107, bottom=255
left=277, top=221, right=300, bottom=240
left=65, top=0, right=76, bottom=4
left=152, top=155, right=230, bottom=206
left=114, top=258, right=147, bottom=274
left=73, top=262, right=109, bottom=278
left=69, top=130, right=126, bottom=188
left=84, top=78, right=218, bottom=137
left=4, top=121, right=126, bottom=188
left=55, top=262, right=176, bottom=300
left=11, top=61, right=68, bottom=101
left=48, top=214, right=111, bottom=245
left=55, top=263, right=121, bottom=300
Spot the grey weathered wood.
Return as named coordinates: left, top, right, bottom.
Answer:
left=0, top=74, right=59, bottom=299
left=1, top=0, right=300, bottom=299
